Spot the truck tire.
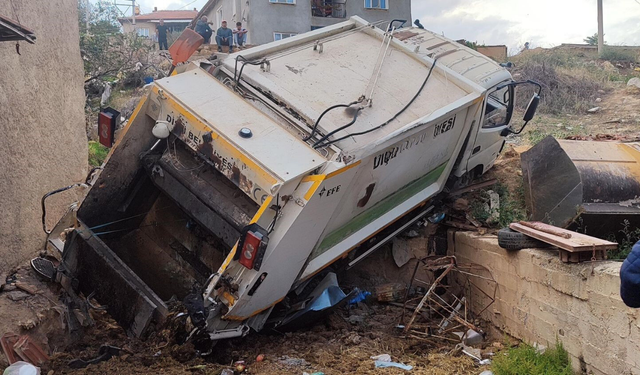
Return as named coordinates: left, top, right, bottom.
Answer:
left=497, top=228, right=550, bottom=251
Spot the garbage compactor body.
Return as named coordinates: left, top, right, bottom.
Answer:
left=47, top=17, right=524, bottom=340
left=521, top=136, right=640, bottom=236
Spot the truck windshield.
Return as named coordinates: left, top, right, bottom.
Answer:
left=483, top=84, right=514, bottom=128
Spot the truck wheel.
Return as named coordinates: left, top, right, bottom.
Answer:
left=497, top=228, right=550, bottom=251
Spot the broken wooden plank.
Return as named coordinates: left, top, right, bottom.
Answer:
left=518, top=221, right=571, bottom=238
left=509, top=222, right=617, bottom=252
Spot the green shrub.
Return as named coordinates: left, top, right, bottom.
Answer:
left=88, top=141, right=109, bottom=167
left=492, top=341, right=574, bottom=375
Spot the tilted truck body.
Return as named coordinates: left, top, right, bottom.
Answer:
left=48, top=17, right=537, bottom=339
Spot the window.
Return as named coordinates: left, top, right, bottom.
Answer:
left=274, top=32, right=297, bottom=41
left=216, top=7, right=223, bottom=28
left=364, top=0, right=388, bottom=9
left=483, top=84, right=514, bottom=128
left=270, top=0, right=295, bottom=3
left=136, top=27, right=149, bottom=37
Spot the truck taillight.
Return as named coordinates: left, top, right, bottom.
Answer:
left=235, top=224, right=269, bottom=271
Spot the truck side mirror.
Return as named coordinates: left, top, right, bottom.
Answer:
left=523, top=94, right=540, bottom=122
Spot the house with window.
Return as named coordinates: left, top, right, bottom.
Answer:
left=119, top=8, right=198, bottom=40
left=196, top=0, right=411, bottom=45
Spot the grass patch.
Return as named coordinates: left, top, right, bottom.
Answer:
left=509, top=49, right=628, bottom=115
left=492, top=341, right=574, bottom=375
left=88, top=141, right=109, bottom=167
left=599, top=48, right=639, bottom=63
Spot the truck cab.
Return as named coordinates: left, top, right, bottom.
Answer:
left=397, top=28, right=518, bottom=182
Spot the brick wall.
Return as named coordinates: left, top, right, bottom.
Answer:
left=449, top=231, right=640, bottom=375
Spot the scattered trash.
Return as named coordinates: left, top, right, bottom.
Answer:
left=463, top=329, right=484, bottom=346
left=375, top=283, right=406, bottom=303
left=68, top=345, right=121, bottom=369
left=392, top=238, right=412, bottom=267
left=1, top=333, right=20, bottom=364
left=256, top=354, right=265, bottom=362
left=234, top=361, right=246, bottom=372
left=479, top=359, right=491, bottom=365
left=2, top=361, right=40, bottom=375
left=1, top=334, right=48, bottom=367
left=279, top=356, right=310, bottom=367
left=427, top=212, right=446, bottom=224
left=587, top=106, right=601, bottom=113
left=479, top=370, right=494, bottom=375
left=370, top=354, right=391, bottom=362
left=374, top=361, right=413, bottom=371
left=347, top=290, right=371, bottom=305
left=220, top=369, right=234, bottom=375
left=404, top=230, right=420, bottom=238
left=486, top=190, right=500, bottom=224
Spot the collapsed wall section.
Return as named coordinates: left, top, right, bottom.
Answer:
left=449, top=231, right=640, bottom=375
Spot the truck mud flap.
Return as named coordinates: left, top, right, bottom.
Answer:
left=60, top=222, right=168, bottom=337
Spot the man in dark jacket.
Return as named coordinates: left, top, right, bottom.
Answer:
left=620, top=240, right=640, bottom=307
left=215, top=20, right=233, bottom=53
left=156, top=19, right=168, bottom=50
left=195, top=16, right=213, bottom=44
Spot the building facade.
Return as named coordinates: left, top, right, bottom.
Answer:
left=119, top=9, right=198, bottom=41
left=197, top=0, right=411, bottom=45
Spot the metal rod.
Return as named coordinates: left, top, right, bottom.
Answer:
left=404, top=260, right=455, bottom=333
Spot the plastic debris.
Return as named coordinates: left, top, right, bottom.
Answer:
left=347, top=290, right=371, bottom=305
left=3, top=361, right=40, bottom=375
left=374, top=361, right=413, bottom=370
left=220, top=369, right=234, bottom=375
left=479, top=371, right=493, bottom=375
left=256, top=354, right=265, bottom=362
left=370, top=354, right=391, bottom=362
left=463, top=329, right=484, bottom=346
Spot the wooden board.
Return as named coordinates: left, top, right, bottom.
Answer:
left=509, top=222, right=617, bottom=253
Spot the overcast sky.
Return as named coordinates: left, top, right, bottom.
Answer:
left=128, top=0, right=640, bottom=51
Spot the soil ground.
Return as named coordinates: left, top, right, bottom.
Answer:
left=2, top=247, right=496, bottom=375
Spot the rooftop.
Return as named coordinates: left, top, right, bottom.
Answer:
left=118, top=9, right=197, bottom=23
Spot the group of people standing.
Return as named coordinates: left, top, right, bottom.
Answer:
left=195, top=17, right=248, bottom=53
left=154, top=17, right=248, bottom=53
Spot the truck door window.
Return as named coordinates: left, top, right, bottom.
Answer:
left=483, top=85, right=513, bottom=128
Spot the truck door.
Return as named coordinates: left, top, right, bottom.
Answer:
left=467, top=83, right=514, bottom=174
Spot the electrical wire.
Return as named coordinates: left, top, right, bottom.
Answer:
left=314, top=58, right=439, bottom=149
left=312, top=107, right=362, bottom=148
left=303, top=98, right=363, bottom=141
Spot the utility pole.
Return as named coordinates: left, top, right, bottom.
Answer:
left=132, top=0, right=136, bottom=25
left=597, top=0, right=604, bottom=55
left=85, top=0, right=90, bottom=32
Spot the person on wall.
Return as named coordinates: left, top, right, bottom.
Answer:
left=216, top=20, right=234, bottom=53
left=195, top=16, right=213, bottom=44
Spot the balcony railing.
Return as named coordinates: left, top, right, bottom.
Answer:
left=311, top=1, right=346, bottom=18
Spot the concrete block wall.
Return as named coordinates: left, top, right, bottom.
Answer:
left=449, top=231, right=640, bottom=375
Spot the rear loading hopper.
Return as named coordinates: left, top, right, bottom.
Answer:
left=521, top=136, right=640, bottom=237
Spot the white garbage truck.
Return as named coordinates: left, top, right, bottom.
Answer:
left=44, top=17, right=539, bottom=340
